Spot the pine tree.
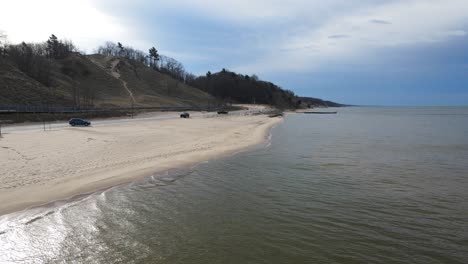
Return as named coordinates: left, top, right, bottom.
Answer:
left=46, top=34, right=58, bottom=59
left=117, top=42, right=124, bottom=56
left=149, top=47, right=159, bottom=69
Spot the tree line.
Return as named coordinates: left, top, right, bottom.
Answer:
left=188, top=69, right=300, bottom=109
left=95, top=41, right=189, bottom=82
left=1, top=32, right=339, bottom=109
left=1, top=34, right=195, bottom=108
left=93, top=41, right=302, bottom=108
left=2, top=34, right=77, bottom=86
left=1, top=34, right=90, bottom=107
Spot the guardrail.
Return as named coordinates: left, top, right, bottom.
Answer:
left=0, top=105, right=241, bottom=114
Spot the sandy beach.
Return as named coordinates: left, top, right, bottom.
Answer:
left=0, top=110, right=281, bottom=215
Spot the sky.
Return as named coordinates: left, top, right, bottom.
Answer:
left=1, top=0, right=468, bottom=105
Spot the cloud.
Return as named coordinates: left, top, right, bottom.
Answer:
left=444, top=30, right=467, bottom=37
left=0, top=0, right=131, bottom=53
left=328, top=35, right=350, bottom=39
left=92, top=0, right=396, bottom=29
left=251, top=0, right=468, bottom=73
left=3, top=0, right=468, bottom=75
left=369, top=19, right=392, bottom=24
left=96, top=0, right=466, bottom=74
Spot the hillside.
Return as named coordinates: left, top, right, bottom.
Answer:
left=189, top=70, right=299, bottom=109
left=189, top=69, right=343, bottom=109
left=1, top=38, right=343, bottom=110
left=87, top=55, right=217, bottom=107
left=298, top=97, right=347, bottom=108
left=0, top=58, right=73, bottom=106
left=0, top=54, right=216, bottom=108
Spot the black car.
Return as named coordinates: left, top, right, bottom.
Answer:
left=180, top=112, right=190, bottom=118
left=69, top=118, right=91, bottom=126
left=217, top=111, right=229, bottom=115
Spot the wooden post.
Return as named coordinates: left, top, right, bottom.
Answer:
left=0, top=120, right=12, bottom=137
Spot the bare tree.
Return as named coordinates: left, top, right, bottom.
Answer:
left=185, top=72, right=196, bottom=84
left=96, top=42, right=189, bottom=82
left=0, top=30, right=7, bottom=56
left=7, top=41, right=52, bottom=86
left=97, top=41, right=146, bottom=63
left=159, top=55, right=185, bottom=81
left=97, top=41, right=118, bottom=56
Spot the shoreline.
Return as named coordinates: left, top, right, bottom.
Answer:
left=0, top=112, right=282, bottom=216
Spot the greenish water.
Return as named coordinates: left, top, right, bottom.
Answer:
left=1, top=107, right=468, bottom=263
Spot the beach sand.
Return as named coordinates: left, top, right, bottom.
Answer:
left=0, top=112, right=281, bottom=215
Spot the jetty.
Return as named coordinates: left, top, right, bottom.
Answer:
left=303, top=111, right=337, bottom=114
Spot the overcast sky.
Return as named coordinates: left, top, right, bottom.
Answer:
left=2, top=0, right=468, bottom=105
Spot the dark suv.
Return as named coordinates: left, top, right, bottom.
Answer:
left=69, top=118, right=91, bottom=126
left=180, top=112, right=190, bottom=118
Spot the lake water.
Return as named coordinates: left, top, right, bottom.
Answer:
left=1, top=107, right=468, bottom=263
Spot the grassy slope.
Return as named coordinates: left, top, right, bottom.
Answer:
left=88, top=55, right=216, bottom=107
left=0, top=54, right=216, bottom=107
left=0, top=59, right=71, bottom=106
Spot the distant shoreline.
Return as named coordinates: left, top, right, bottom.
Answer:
left=0, top=109, right=282, bottom=216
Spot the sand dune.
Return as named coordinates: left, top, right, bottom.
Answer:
left=0, top=112, right=281, bottom=215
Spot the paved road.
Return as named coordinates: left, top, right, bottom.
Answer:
left=0, top=112, right=208, bottom=134
left=0, top=106, right=270, bottom=135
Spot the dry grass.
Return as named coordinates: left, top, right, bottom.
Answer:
left=0, top=54, right=217, bottom=108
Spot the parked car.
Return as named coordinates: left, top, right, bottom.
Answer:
left=180, top=112, right=190, bottom=118
left=69, top=118, right=91, bottom=126
left=217, top=111, right=229, bottom=115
